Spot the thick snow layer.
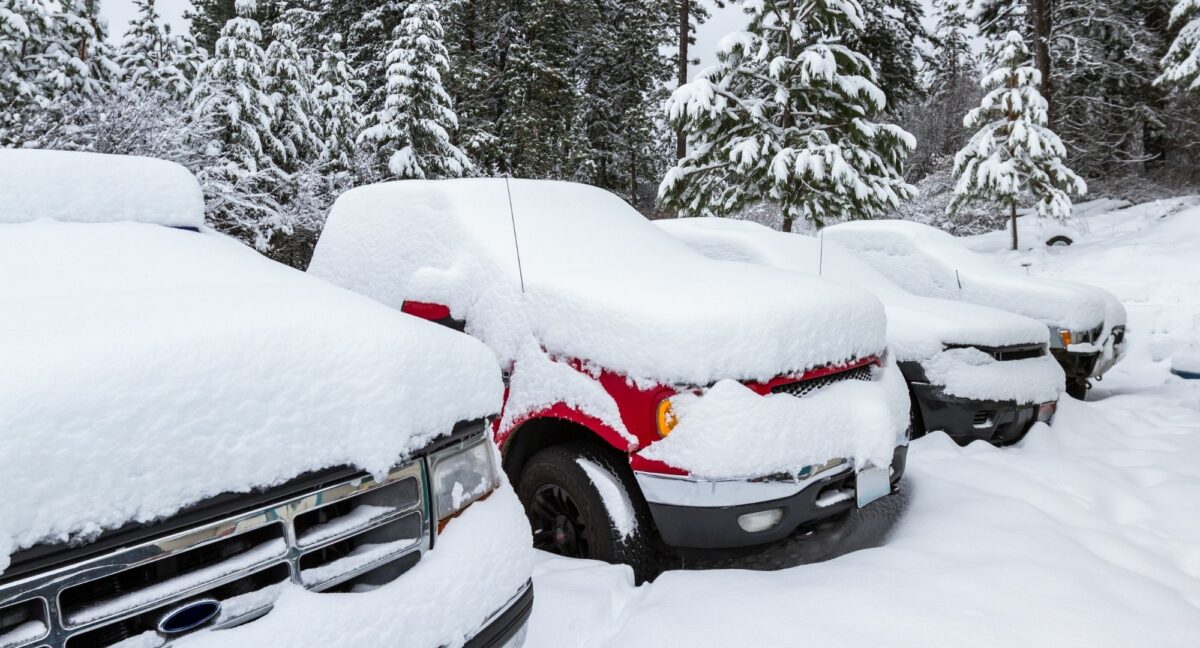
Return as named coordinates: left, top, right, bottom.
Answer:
left=576, top=459, right=638, bottom=540
left=658, top=217, right=1050, bottom=362
left=824, top=219, right=1111, bottom=331
left=922, top=348, right=1063, bottom=404
left=523, top=197, right=1200, bottom=647
left=308, top=179, right=887, bottom=387
left=0, top=149, right=205, bottom=228
left=639, top=361, right=910, bottom=479
left=0, top=220, right=502, bottom=573
left=180, top=484, right=534, bottom=648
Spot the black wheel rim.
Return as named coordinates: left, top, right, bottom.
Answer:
left=529, top=483, right=591, bottom=558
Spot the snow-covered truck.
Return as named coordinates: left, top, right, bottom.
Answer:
left=0, top=150, right=533, bottom=648
left=658, top=218, right=1063, bottom=446
left=825, top=220, right=1127, bottom=400
left=308, top=179, right=912, bottom=578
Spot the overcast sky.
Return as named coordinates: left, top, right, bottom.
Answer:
left=100, top=1, right=941, bottom=81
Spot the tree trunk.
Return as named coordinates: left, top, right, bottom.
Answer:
left=1030, top=0, right=1053, bottom=123
left=782, top=216, right=794, bottom=233
left=676, top=0, right=689, bottom=161
left=1010, top=203, right=1019, bottom=251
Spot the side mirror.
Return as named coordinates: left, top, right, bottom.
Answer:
left=401, top=300, right=466, bottom=332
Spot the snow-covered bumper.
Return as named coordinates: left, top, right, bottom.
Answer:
left=910, top=382, right=1057, bottom=446
left=1050, top=325, right=1127, bottom=381
left=634, top=445, right=908, bottom=551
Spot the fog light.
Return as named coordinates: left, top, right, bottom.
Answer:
left=737, top=508, right=784, bottom=533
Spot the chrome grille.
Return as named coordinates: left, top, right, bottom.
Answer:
left=0, top=461, right=428, bottom=648
left=771, top=365, right=873, bottom=398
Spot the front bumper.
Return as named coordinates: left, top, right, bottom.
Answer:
left=634, top=445, right=907, bottom=551
left=911, top=382, right=1056, bottom=446
left=465, top=581, right=533, bottom=648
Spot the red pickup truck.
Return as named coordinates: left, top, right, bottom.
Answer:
left=309, top=179, right=912, bottom=578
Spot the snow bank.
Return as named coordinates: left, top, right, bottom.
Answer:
left=922, top=347, right=1064, bottom=404
left=658, top=217, right=1050, bottom=362
left=0, top=220, right=502, bottom=573
left=0, top=149, right=205, bottom=228
left=180, top=484, right=534, bottom=648
left=308, top=179, right=888, bottom=387
left=824, top=219, right=1109, bottom=331
left=639, top=361, right=910, bottom=479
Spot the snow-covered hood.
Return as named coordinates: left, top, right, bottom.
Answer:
left=0, top=220, right=503, bottom=572
left=656, top=217, right=1049, bottom=362
left=310, top=180, right=888, bottom=386
left=824, top=220, right=1112, bottom=331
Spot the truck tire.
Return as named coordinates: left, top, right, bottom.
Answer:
left=517, top=443, right=659, bottom=582
left=1046, top=235, right=1074, bottom=246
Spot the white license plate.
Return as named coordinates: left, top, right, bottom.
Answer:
left=856, top=465, right=890, bottom=508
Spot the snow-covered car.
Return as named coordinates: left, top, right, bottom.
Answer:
left=825, top=220, right=1127, bottom=399
left=0, top=150, right=533, bottom=648
left=657, top=218, right=1064, bottom=446
left=307, top=179, right=912, bottom=579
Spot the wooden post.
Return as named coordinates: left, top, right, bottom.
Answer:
left=1010, top=203, right=1019, bottom=251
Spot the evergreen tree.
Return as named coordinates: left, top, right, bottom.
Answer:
left=44, top=0, right=116, bottom=99
left=264, top=20, right=323, bottom=170
left=0, top=0, right=54, bottom=142
left=313, top=33, right=363, bottom=172
left=162, top=29, right=208, bottom=100
left=346, top=0, right=406, bottom=114
left=189, top=0, right=288, bottom=248
left=927, top=0, right=979, bottom=155
left=358, top=0, right=471, bottom=179
left=661, top=0, right=916, bottom=232
left=118, top=0, right=169, bottom=92
left=845, top=0, right=929, bottom=109
left=949, top=31, right=1086, bottom=250
left=1160, top=0, right=1200, bottom=90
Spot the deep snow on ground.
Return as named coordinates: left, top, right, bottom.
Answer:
left=525, top=198, right=1200, bottom=647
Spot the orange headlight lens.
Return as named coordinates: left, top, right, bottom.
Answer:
left=1060, top=330, right=1073, bottom=346
left=656, top=398, right=679, bottom=437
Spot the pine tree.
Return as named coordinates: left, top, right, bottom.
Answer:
left=44, top=0, right=115, bottom=99
left=0, top=0, right=55, bottom=142
left=118, top=0, right=169, bottom=92
left=313, top=33, right=363, bottom=172
left=264, top=20, right=323, bottom=171
left=188, top=0, right=288, bottom=249
left=358, top=0, right=471, bottom=179
left=949, top=31, right=1086, bottom=250
left=927, top=0, right=979, bottom=156
left=661, top=0, right=917, bottom=232
left=162, top=29, right=208, bottom=100
left=845, top=0, right=929, bottom=109
left=1160, top=0, right=1200, bottom=91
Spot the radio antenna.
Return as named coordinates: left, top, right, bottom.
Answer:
left=818, top=227, right=825, bottom=277
left=503, top=175, right=526, bottom=294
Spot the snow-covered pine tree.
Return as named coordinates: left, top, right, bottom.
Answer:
left=927, top=0, right=978, bottom=155
left=844, top=0, right=929, bottom=109
left=1160, top=0, right=1200, bottom=90
left=188, top=0, right=289, bottom=249
left=661, top=0, right=916, bottom=232
left=949, top=31, right=1086, bottom=251
left=264, top=20, right=323, bottom=171
left=161, top=28, right=208, bottom=100
left=117, top=0, right=169, bottom=92
left=0, top=0, right=54, bottom=142
left=313, top=33, right=363, bottom=172
left=358, top=0, right=471, bottom=180
left=44, top=0, right=116, bottom=100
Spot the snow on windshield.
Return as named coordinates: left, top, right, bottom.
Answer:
left=0, top=149, right=205, bottom=229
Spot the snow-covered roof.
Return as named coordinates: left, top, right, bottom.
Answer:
left=657, top=218, right=1050, bottom=361
left=0, top=220, right=502, bottom=572
left=309, top=179, right=888, bottom=386
left=0, top=149, right=205, bottom=228
left=824, top=219, right=1110, bottom=331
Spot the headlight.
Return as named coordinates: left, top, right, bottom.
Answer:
left=656, top=397, right=679, bottom=437
left=1060, top=330, right=1073, bottom=346
left=431, top=436, right=498, bottom=531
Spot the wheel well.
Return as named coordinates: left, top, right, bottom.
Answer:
left=501, top=417, right=623, bottom=484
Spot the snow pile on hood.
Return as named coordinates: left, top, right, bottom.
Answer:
left=309, top=180, right=887, bottom=386
left=180, top=484, right=533, bottom=648
left=657, top=217, right=1049, bottom=361
left=824, top=219, right=1110, bottom=331
left=639, top=360, right=910, bottom=479
left=922, top=348, right=1063, bottom=404
left=0, top=220, right=502, bottom=573
left=0, top=149, right=205, bottom=228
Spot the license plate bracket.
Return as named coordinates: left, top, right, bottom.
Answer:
left=856, top=465, right=890, bottom=508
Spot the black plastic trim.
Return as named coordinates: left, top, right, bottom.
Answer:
left=909, top=383, right=1046, bottom=446
left=464, top=582, right=534, bottom=648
